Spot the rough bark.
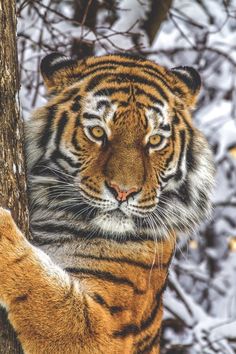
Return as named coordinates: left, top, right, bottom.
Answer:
left=144, top=0, right=173, bottom=45
left=0, top=0, right=30, bottom=352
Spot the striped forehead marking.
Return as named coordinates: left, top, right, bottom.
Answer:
left=75, top=56, right=176, bottom=105
left=80, top=91, right=171, bottom=136
left=82, top=93, right=117, bottom=125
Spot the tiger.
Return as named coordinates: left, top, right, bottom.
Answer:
left=0, top=53, right=215, bottom=354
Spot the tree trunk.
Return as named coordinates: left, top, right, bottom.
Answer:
left=0, top=1, right=30, bottom=352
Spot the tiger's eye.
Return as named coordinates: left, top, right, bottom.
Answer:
left=149, top=134, right=163, bottom=147
left=90, top=126, right=105, bottom=139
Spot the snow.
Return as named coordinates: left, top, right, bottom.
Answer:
left=96, top=0, right=151, bottom=53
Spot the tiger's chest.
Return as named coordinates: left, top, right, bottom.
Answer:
left=32, top=224, right=173, bottom=354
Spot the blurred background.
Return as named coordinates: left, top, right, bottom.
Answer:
left=16, top=1, right=236, bottom=353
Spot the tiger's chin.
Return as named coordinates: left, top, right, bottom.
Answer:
left=91, top=210, right=136, bottom=236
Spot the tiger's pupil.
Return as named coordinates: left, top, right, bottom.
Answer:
left=149, top=134, right=162, bottom=146
left=90, top=126, right=105, bottom=139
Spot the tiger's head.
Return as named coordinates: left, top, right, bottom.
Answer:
left=27, top=53, right=215, bottom=240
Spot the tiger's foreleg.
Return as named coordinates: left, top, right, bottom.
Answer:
left=0, top=208, right=102, bottom=354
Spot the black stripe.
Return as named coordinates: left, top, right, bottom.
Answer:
left=96, top=100, right=110, bottom=110
left=65, top=267, right=145, bottom=294
left=86, top=73, right=112, bottom=91
left=175, top=129, right=186, bottom=181
left=143, top=68, right=174, bottom=93
left=83, top=295, right=93, bottom=335
left=32, top=221, right=153, bottom=244
left=92, top=293, right=124, bottom=315
left=115, top=100, right=129, bottom=107
left=82, top=57, right=165, bottom=82
left=113, top=290, right=163, bottom=338
left=13, top=294, right=29, bottom=304
left=160, top=124, right=171, bottom=132
left=47, top=159, right=69, bottom=175
left=72, top=129, right=81, bottom=151
left=73, top=252, right=169, bottom=270
left=55, top=111, right=68, bottom=146
left=71, top=101, right=81, bottom=112
left=186, top=137, right=196, bottom=171
left=94, top=86, right=130, bottom=96
left=30, top=162, right=72, bottom=182
left=177, top=180, right=191, bottom=205
left=75, top=115, right=81, bottom=126
left=113, top=304, right=161, bottom=337
left=137, top=330, right=160, bottom=354
left=72, top=65, right=116, bottom=81
left=135, top=87, right=164, bottom=105
left=38, top=105, right=57, bottom=149
left=149, top=106, right=163, bottom=116
left=135, top=333, right=152, bottom=351
left=173, top=113, right=180, bottom=125
left=32, top=222, right=86, bottom=238
left=107, top=74, right=169, bottom=101
left=30, top=159, right=49, bottom=177
left=57, top=88, right=80, bottom=104
left=177, top=111, right=194, bottom=136
left=83, top=113, right=100, bottom=120
left=160, top=186, right=190, bottom=207
left=114, top=324, right=139, bottom=337
left=51, top=149, right=81, bottom=169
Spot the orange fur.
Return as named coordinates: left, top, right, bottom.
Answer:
left=0, top=53, right=214, bottom=353
left=0, top=208, right=174, bottom=353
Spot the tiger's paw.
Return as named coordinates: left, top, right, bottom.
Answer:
left=0, top=207, right=14, bottom=232
left=0, top=207, right=23, bottom=248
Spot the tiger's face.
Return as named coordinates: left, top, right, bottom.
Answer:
left=27, top=53, right=215, bottom=239
left=73, top=94, right=172, bottom=233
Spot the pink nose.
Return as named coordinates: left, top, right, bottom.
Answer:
left=109, top=183, right=138, bottom=202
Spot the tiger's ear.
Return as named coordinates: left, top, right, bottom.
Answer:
left=40, top=53, right=82, bottom=93
left=170, top=66, right=201, bottom=108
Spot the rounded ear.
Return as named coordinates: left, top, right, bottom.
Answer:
left=171, top=66, right=201, bottom=108
left=40, top=52, right=78, bottom=92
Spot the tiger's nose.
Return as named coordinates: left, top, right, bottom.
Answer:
left=108, top=182, right=139, bottom=202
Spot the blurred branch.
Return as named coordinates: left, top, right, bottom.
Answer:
left=144, top=0, right=173, bottom=45
left=141, top=46, right=236, bottom=67
left=72, top=0, right=98, bottom=58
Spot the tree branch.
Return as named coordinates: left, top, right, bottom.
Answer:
left=144, top=0, right=173, bottom=45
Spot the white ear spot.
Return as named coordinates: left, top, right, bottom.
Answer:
left=40, top=52, right=75, bottom=78
left=171, top=66, right=201, bottom=93
left=49, top=56, right=68, bottom=67
left=172, top=68, right=191, bottom=78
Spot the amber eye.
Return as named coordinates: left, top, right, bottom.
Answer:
left=89, top=126, right=106, bottom=140
left=148, top=134, right=163, bottom=148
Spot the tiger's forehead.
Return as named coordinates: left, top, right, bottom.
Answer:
left=81, top=91, right=170, bottom=131
left=49, top=55, right=176, bottom=135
